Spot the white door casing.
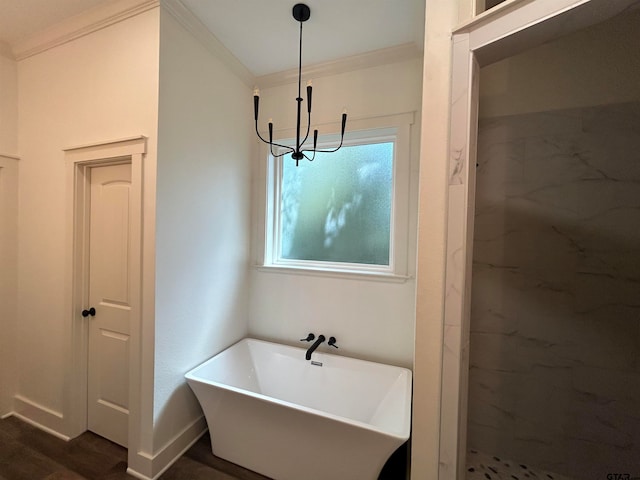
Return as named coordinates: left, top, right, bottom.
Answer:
left=63, top=136, right=145, bottom=455
left=87, top=163, right=132, bottom=447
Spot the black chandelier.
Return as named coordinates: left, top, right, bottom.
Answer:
left=253, top=3, right=347, bottom=167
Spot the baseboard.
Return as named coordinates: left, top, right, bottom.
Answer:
left=126, top=458, right=153, bottom=480
left=12, top=395, right=69, bottom=441
left=10, top=396, right=207, bottom=478
left=126, top=416, right=207, bottom=480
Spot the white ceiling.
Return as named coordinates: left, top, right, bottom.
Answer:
left=0, top=0, right=425, bottom=77
left=182, top=0, right=425, bottom=76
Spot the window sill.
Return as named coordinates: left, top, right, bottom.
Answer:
left=254, top=264, right=412, bottom=283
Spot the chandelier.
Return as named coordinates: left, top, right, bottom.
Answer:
left=253, top=3, right=348, bottom=167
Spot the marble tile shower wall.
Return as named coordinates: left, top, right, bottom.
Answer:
left=468, top=102, right=640, bottom=479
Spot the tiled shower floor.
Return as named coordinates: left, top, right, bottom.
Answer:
left=466, top=450, right=574, bottom=480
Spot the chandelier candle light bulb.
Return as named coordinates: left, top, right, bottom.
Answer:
left=253, top=3, right=348, bottom=166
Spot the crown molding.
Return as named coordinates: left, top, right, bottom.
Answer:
left=161, top=0, right=254, bottom=87
left=7, top=0, right=421, bottom=88
left=12, top=0, right=160, bottom=61
left=255, top=43, right=423, bottom=89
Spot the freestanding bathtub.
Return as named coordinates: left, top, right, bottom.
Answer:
left=185, top=338, right=412, bottom=480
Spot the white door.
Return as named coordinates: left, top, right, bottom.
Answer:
left=86, top=163, right=132, bottom=447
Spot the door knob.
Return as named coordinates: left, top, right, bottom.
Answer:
left=82, top=307, right=96, bottom=317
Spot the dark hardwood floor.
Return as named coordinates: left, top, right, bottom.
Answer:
left=0, top=416, right=408, bottom=479
left=0, top=416, right=269, bottom=480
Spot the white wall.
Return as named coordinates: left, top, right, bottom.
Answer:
left=152, top=6, right=253, bottom=463
left=0, top=154, right=18, bottom=418
left=248, top=58, right=422, bottom=368
left=16, top=4, right=159, bottom=440
left=479, top=8, right=640, bottom=118
left=0, top=47, right=18, bottom=154
left=0, top=46, right=18, bottom=418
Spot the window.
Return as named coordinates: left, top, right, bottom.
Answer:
left=258, top=113, right=414, bottom=279
left=279, top=140, right=394, bottom=268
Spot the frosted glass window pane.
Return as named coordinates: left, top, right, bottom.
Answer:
left=280, top=142, right=393, bottom=265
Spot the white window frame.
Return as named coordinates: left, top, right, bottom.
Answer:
left=254, top=112, right=414, bottom=281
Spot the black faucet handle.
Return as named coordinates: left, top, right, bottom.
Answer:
left=328, top=336, right=338, bottom=348
left=300, top=333, right=315, bottom=342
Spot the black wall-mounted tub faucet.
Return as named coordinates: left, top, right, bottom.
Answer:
left=305, top=334, right=326, bottom=360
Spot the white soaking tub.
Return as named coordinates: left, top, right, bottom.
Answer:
left=185, top=338, right=412, bottom=480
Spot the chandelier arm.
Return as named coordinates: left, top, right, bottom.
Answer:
left=311, top=112, right=348, bottom=153
left=300, top=109, right=312, bottom=148
left=258, top=133, right=295, bottom=156
left=302, top=134, right=345, bottom=154
left=270, top=143, right=280, bottom=158
left=266, top=138, right=294, bottom=150
left=313, top=144, right=343, bottom=154
left=270, top=142, right=280, bottom=158
left=270, top=142, right=295, bottom=153
left=312, top=145, right=343, bottom=154
left=271, top=147, right=295, bottom=158
left=254, top=121, right=271, bottom=145
left=301, top=111, right=347, bottom=154
left=256, top=133, right=293, bottom=153
left=255, top=120, right=293, bottom=151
